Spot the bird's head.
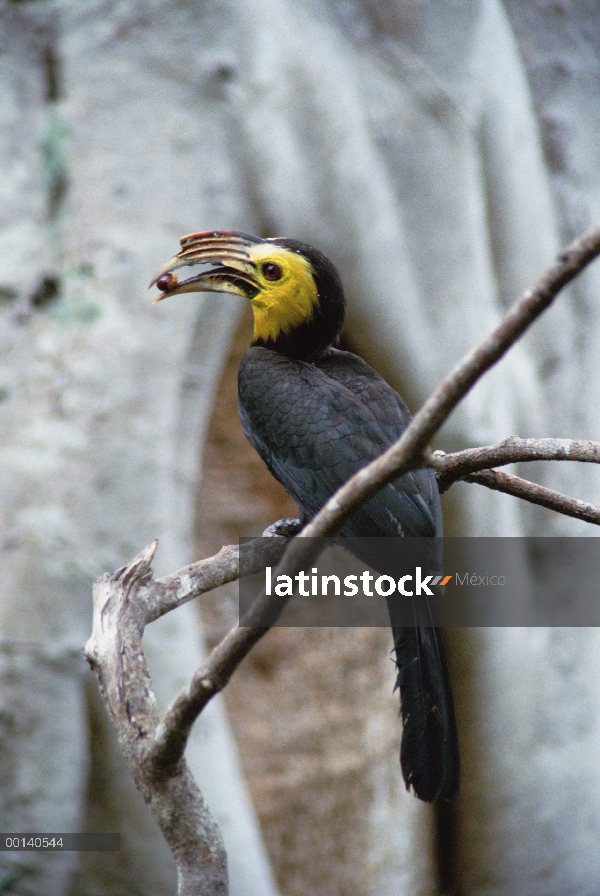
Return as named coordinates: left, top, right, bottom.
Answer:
left=150, top=230, right=345, bottom=360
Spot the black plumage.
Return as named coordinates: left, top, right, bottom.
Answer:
left=238, top=345, right=459, bottom=802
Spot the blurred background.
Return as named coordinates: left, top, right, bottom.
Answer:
left=2, top=1, right=600, bottom=893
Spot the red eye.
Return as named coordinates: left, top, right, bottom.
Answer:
left=262, top=262, right=282, bottom=281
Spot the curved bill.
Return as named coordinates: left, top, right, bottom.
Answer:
left=149, top=230, right=264, bottom=302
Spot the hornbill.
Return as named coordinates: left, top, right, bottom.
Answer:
left=150, top=230, right=460, bottom=802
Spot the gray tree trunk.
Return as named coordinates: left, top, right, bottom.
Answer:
left=0, top=2, right=277, bottom=894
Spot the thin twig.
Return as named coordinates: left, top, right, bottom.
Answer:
left=431, top=437, right=600, bottom=493
left=464, top=468, right=600, bottom=526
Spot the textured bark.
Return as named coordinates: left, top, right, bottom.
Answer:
left=86, top=545, right=228, bottom=896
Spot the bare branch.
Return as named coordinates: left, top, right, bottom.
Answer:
left=431, top=437, right=600, bottom=493
left=463, top=468, right=600, bottom=526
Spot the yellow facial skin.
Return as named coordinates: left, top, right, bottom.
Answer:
left=246, top=244, right=319, bottom=345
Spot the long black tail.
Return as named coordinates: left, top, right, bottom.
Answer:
left=392, top=625, right=460, bottom=802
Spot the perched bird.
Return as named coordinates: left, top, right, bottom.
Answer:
left=150, top=230, right=460, bottom=801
